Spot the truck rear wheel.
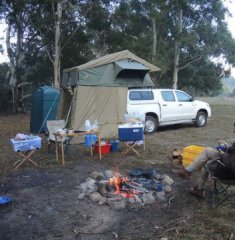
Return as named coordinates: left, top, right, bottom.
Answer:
left=145, top=116, right=158, bottom=134
left=195, top=111, right=207, bottom=127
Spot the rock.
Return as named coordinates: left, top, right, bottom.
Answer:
left=104, top=170, right=113, bottom=178
left=89, top=171, right=104, bottom=180
left=142, top=192, right=155, bottom=205
left=156, top=191, right=166, bottom=202
left=78, top=178, right=97, bottom=197
left=97, top=183, right=108, bottom=195
left=162, top=175, right=174, bottom=185
left=78, top=192, right=86, bottom=200
left=107, top=198, right=126, bottom=210
left=89, top=171, right=99, bottom=179
left=89, top=192, right=106, bottom=204
left=164, top=185, right=172, bottom=193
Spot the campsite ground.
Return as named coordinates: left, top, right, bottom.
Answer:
left=0, top=97, right=235, bottom=240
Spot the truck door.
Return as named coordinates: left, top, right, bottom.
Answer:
left=174, top=90, right=195, bottom=119
left=159, top=90, right=180, bottom=121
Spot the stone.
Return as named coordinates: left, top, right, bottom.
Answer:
left=142, top=192, right=155, bottom=205
left=89, top=192, right=106, bottom=204
left=164, top=185, right=172, bottom=193
left=162, top=175, right=174, bottom=185
left=104, top=170, right=113, bottom=178
left=89, top=171, right=104, bottom=180
left=78, top=192, right=86, bottom=200
left=107, top=198, right=127, bottom=210
left=97, top=183, right=108, bottom=195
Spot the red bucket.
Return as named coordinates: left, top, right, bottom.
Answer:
left=94, top=143, right=111, bottom=154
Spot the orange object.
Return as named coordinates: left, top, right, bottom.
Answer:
left=182, top=145, right=206, bottom=167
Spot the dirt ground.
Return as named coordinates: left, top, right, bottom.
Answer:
left=0, top=97, right=235, bottom=240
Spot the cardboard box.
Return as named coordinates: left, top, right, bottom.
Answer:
left=10, top=136, right=42, bottom=152
left=182, top=145, right=206, bottom=167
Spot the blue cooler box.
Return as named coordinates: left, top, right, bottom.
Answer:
left=118, top=126, right=143, bottom=141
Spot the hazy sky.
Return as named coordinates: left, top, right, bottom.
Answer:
left=0, top=1, right=235, bottom=76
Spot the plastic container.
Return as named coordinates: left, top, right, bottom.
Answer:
left=0, top=196, right=12, bottom=205
left=182, top=145, right=206, bottom=167
left=156, top=182, right=163, bottom=192
left=118, top=126, right=143, bottom=141
left=10, top=136, right=42, bottom=152
left=94, top=143, right=111, bottom=154
left=85, top=134, right=97, bottom=147
left=110, top=140, right=119, bottom=152
left=85, top=120, right=91, bottom=131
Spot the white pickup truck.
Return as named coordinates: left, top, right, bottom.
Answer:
left=127, top=88, right=211, bottom=134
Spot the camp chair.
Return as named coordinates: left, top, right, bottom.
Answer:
left=206, top=160, right=235, bottom=208
left=46, top=120, right=70, bottom=154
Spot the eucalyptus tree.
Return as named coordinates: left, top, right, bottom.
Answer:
left=0, top=0, right=35, bottom=112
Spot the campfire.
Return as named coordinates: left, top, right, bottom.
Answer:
left=77, top=168, right=174, bottom=210
left=108, top=176, right=145, bottom=198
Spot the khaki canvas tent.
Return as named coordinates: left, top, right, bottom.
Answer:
left=58, top=50, right=160, bottom=138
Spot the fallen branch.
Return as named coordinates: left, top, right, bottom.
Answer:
left=167, top=196, right=175, bottom=207
left=157, top=226, right=184, bottom=238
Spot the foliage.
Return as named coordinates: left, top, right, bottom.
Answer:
left=1, top=0, right=235, bottom=112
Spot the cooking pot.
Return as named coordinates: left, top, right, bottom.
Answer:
left=142, top=168, right=157, bottom=178
left=129, top=168, right=143, bottom=177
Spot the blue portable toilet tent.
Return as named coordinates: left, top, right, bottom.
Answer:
left=30, top=86, right=60, bottom=133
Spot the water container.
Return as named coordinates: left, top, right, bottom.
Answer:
left=85, top=134, right=97, bottom=147
left=110, top=140, right=119, bottom=152
left=85, top=120, right=91, bottom=131
left=156, top=182, right=165, bottom=201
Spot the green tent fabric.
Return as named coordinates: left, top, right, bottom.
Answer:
left=62, top=50, right=160, bottom=88
left=58, top=50, right=161, bottom=138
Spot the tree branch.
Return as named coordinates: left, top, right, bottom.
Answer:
left=29, top=18, right=54, bottom=65
left=19, top=94, right=32, bottom=103
left=17, top=81, right=32, bottom=88
left=178, top=56, right=201, bottom=71
left=62, top=1, right=93, bottom=51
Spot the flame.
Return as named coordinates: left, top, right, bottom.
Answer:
left=109, top=176, right=129, bottom=195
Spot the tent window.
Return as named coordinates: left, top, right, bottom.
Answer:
left=129, top=91, right=154, bottom=101
left=117, top=69, right=147, bottom=79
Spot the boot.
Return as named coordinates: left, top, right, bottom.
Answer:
left=189, top=187, right=205, bottom=199
left=172, top=168, right=192, bottom=178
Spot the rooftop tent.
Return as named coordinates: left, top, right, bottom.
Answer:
left=58, top=50, right=161, bottom=138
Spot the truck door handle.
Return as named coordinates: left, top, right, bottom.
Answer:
left=179, top=104, right=183, bottom=106
left=163, top=104, right=167, bottom=106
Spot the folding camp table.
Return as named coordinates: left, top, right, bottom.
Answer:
left=54, top=130, right=102, bottom=166
left=118, top=124, right=145, bottom=157
left=10, top=136, right=42, bottom=169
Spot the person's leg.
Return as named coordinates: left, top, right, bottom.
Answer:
left=173, top=147, right=220, bottom=178
left=186, top=147, right=220, bottom=172
left=188, top=164, right=212, bottom=199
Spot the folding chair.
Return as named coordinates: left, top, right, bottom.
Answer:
left=46, top=120, right=71, bottom=153
left=206, top=160, right=235, bottom=208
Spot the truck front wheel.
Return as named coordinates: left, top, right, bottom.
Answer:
left=195, top=111, right=207, bottom=127
left=145, top=116, right=158, bottom=134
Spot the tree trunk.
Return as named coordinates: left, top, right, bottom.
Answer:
left=6, top=24, right=18, bottom=113
left=152, top=16, right=157, bottom=62
left=172, top=8, right=182, bottom=90
left=54, top=1, right=62, bottom=89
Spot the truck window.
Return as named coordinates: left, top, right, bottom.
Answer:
left=129, top=91, right=154, bottom=100
left=176, top=91, right=191, bottom=102
left=161, top=91, right=175, bottom=102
